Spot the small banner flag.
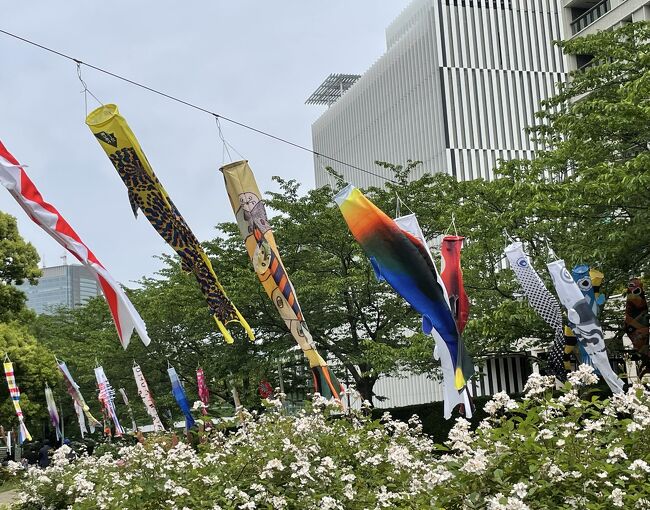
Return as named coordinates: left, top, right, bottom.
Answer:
left=57, top=361, right=101, bottom=433
left=3, top=360, right=31, bottom=443
left=133, top=364, right=165, bottom=432
left=168, top=366, right=195, bottom=429
left=95, top=366, right=125, bottom=437
left=44, top=385, right=62, bottom=441
left=196, top=368, right=210, bottom=415
left=394, top=214, right=473, bottom=418
left=119, top=388, right=138, bottom=432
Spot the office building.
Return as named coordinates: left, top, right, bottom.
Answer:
left=17, top=264, right=100, bottom=314
left=562, top=0, right=650, bottom=69
left=309, top=0, right=568, bottom=188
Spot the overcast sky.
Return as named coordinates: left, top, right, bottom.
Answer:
left=1, top=1, right=408, bottom=286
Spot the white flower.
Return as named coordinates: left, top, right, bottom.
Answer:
left=387, top=444, right=413, bottom=469
left=558, top=390, right=581, bottom=407
left=629, top=459, right=650, bottom=479
left=447, top=417, right=474, bottom=452
left=320, top=456, right=335, bottom=470
left=546, top=463, right=567, bottom=482
left=260, top=458, right=284, bottom=480
left=460, top=448, right=488, bottom=474
left=607, top=447, right=628, bottom=464
left=484, top=392, right=518, bottom=415
left=567, top=364, right=599, bottom=386
left=343, top=483, right=356, bottom=500
left=536, top=428, right=554, bottom=440
left=341, top=472, right=356, bottom=483
left=609, top=488, right=625, bottom=507
left=320, top=496, right=343, bottom=510
left=627, top=421, right=643, bottom=432
left=423, top=465, right=453, bottom=488
left=268, top=496, right=287, bottom=508
left=511, top=482, right=528, bottom=499
left=523, top=373, right=555, bottom=397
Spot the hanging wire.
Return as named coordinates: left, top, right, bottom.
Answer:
left=546, top=239, right=559, bottom=261
left=216, top=116, right=233, bottom=164
left=444, top=213, right=458, bottom=236
left=76, top=61, right=102, bottom=116
left=215, top=115, right=246, bottom=164
left=394, top=191, right=414, bottom=216
left=0, top=28, right=398, bottom=185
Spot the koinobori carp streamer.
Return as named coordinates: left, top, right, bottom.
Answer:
left=86, top=104, right=253, bottom=344
left=222, top=161, right=342, bottom=400
left=335, top=184, right=474, bottom=392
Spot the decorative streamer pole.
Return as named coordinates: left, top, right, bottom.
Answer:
left=440, top=235, right=471, bottom=333
left=119, top=388, right=138, bottom=432
left=394, top=213, right=474, bottom=418
left=196, top=368, right=210, bottom=415
left=133, top=363, right=165, bottom=432
left=3, top=356, right=31, bottom=443
left=168, top=366, right=195, bottom=430
left=547, top=259, right=624, bottom=393
left=86, top=104, right=253, bottom=344
left=221, top=161, right=342, bottom=399
left=334, top=185, right=474, bottom=416
left=504, top=242, right=567, bottom=381
left=0, top=140, right=151, bottom=349
left=57, top=360, right=101, bottom=433
left=44, top=385, right=62, bottom=442
left=95, top=366, right=124, bottom=437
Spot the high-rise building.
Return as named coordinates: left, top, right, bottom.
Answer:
left=562, top=0, right=650, bottom=69
left=309, top=0, right=568, bottom=188
left=17, top=264, right=101, bottom=314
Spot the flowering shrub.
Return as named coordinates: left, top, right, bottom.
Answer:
left=10, top=366, right=650, bottom=509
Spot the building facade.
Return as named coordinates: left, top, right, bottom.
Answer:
left=310, top=0, right=568, bottom=188
left=562, top=0, right=650, bottom=69
left=17, top=264, right=100, bottom=314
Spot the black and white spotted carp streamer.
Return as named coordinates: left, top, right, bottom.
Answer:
left=505, top=242, right=566, bottom=381
left=547, top=259, right=624, bottom=394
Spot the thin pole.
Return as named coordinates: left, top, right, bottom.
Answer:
left=60, top=403, right=64, bottom=446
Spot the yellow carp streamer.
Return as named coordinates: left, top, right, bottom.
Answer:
left=87, top=105, right=253, bottom=343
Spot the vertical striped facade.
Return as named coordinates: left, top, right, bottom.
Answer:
left=354, top=353, right=532, bottom=409
left=312, top=0, right=568, bottom=188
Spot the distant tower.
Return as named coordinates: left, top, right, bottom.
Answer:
left=15, top=263, right=100, bottom=314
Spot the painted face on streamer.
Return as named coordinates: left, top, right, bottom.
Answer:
left=627, top=278, right=645, bottom=301
left=572, top=265, right=594, bottom=297
left=239, top=192, right=260, bottom=213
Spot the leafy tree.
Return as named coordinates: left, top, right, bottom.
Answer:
left=0, top=323, right=60, bottom=434
left=0, top=211, right=40, bottom=322
left=0, top=212, right=59, bottom=437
